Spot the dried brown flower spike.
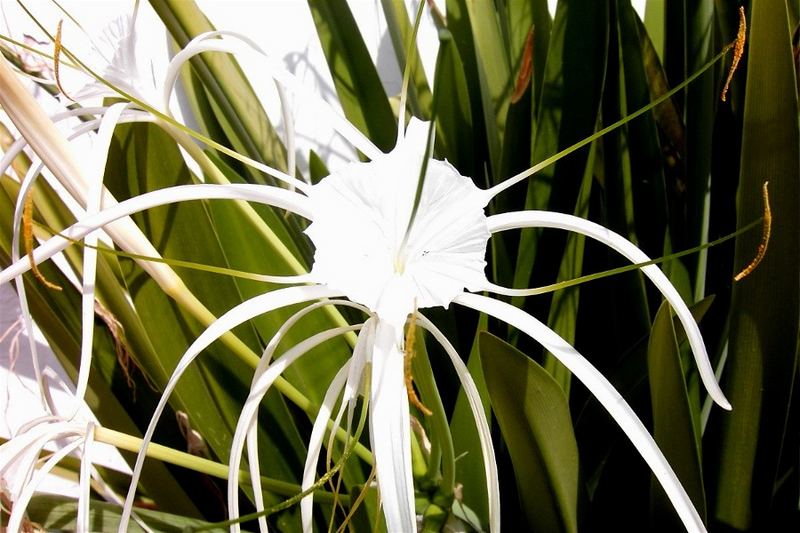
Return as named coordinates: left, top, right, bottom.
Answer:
left=721, top=6, right=747, bottom=102
left=734, top=181, right=771, bottom=281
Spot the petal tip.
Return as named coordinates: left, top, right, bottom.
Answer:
left=719, top=396, right=733, bottom=411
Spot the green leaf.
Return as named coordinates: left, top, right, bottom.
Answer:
left=647, top=300, right=706, bottom=527
left=498, top=0, right=551, bottom=184
left=449, top=314, right=491, bottom=527
left=504, top=0, right=552, bottom=110
left=710, top=2, right=800, bottom=529
left=512, top=0, right=609, bottom=306
left=26, top=494, right=224, bottom=533
left=447, top=0, right=511, bottom=179
left=379, top=0, right=433, bottom=119
left=431, top=25, right=475, bottom=173
left=542, top=134, right=596, bottom=393
left=307, top=0, right=396, bottom=153
left=643, top=0, right=666, bottom=62
left=150, top=0, right=289, bottom=181
left=103, top=122, right=306, bottom=496
left=308, top=149, right=330, bottom=183
left=480, top=332, right=580, bottom=533
left=619, top=1, right=670, bottom=262
left=663, top=0, right=716, bottom=295
left=0, top=176, right=201, bottom=517
left=198, top=151, right=354, bottom=411
left=443, top=0, right=489, bottom=182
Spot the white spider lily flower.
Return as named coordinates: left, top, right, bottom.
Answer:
left=0, top=29, right=732, bottom=533
left=1, top=118, right=728, bottom=533
left=0, top=416, right=150, bottom=533
left=69, top=12, right=160, bottom=107
left=306, top=119, right=489, bottom=330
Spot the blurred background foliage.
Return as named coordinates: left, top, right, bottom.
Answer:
left=1, top=0, right=798, bottom=531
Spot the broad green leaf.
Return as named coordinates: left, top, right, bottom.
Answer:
left=198, top=151, right=354, bottom=411
left=26, top=494, right=223, bottom=532
left=480, top=332, right=580, bottom=533
left=619, top=1, right=670, bottom=262
left=710, top=1, right=800, bottom=528
left=444, top=0, right=492, bottom=181
left=449, top=313, right=491, bottom=527
left=449, top=0, right=511, bottom=179
left=499, top=0, right=551, bottom=187
left=644, top=0, right=666, bottom=62
left=664, top=0, right=716, bottom=297
left=308, top=149, right=330, bottom=184
left=648, top=300, right=706, bottom=527
left=103, top=123, right=306, bottom=495
left=584, top=0, right=652, bottom=356
left=572, top=297, right=714, bottom=512
left=410, top=327, right=454, bottom=495
left=431, top=25, right=475, bottom=173
left=307, top=0, right=396, bottom=153
left=152, top=0, right=313, bottom=260
left=504, top=0, right=552, bottom=112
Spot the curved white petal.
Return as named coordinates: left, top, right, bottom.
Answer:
left=163, top=36, right=307, bottom=193
left=77, top=423, right=96, bottom=533
left=232, top=299, right=367, bottom=530
left=227, top=323, right=360, bottom=532
left=0, top=420, right=86, bottom=531
left=164, top=31, right=382, bottom=164
left=415, top=314, right=500, bottom=533
left=369, top=320, right=416, bottom=533
left=7, top=437, right=84, bottom=532
left=301, top=362, right=351, bottom=532
left=0, top=421, right=78, bottom=496
left=162, top=30, right=300, bottom=188
left=71, top=15, right=159, bottom=106
left=485, top=210, right=730, bottom=410
left=0, top=106, right=120, bottom=180
left=8, top=108, right=154, bottom=413
left=328, top=317, right=377, bottom=461
left=456, top=292, right=707, bottom=533
left=117, top=284, right=341, bottom=532
left=162, top=32, right=376, bottom=194
left=1, top=183, right=314, bottom=285
left=71, top=102, right=132, bottom=420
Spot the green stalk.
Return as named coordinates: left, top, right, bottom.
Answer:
left=93, top=427, right=345, bottom=504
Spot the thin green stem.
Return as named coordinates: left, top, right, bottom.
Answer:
left=487, top=46, right=733, bottom=198
left=396, top=0, right=427, bottom=140
left=399, top=29, right=452, bottom=255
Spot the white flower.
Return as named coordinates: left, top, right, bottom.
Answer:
left=0, top=28, right=732, bottom=533
left=307, top=118, right=489, bottom=329
left=71, top=13, right=159, bottom=107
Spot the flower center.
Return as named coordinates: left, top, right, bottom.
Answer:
left=305, top=136, right=490, bottom=328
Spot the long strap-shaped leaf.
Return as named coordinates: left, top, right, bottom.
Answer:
left=307, top=0, right=396, bottom=153
left=711, top=2, right=800, bottom=528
